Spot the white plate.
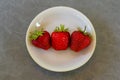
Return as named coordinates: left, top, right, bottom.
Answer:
left=26, top=6, right=96, bottom=72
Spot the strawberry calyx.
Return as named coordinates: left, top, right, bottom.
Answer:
left=77, top=26, right=90, bottom=36
left=54, top=24, right=68, bottom=32
left=30, top=28, right=44, bottom=40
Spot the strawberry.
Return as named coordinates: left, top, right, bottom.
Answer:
left=30, top=29, right=50, bottom=50
left=70, top=26, right=91, bottom=52
left=51, top=24, right=70, bottom=50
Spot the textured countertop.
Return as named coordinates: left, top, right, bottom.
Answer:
left=0, top=0, right=120, bottom=80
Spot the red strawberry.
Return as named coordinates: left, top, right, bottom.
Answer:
left=70, top=26, right=91, bottom=52
left=30, top=29, right=50, bottom=50
left=51, top=24, right=70, bottom=50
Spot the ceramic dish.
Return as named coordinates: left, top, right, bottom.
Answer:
left=26, top=6, right=96, bottom=72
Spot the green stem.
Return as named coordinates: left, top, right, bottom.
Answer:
left=83, top=26, right=87, bottom=33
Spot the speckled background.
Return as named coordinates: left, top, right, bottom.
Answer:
left=0, top=0, right=120, bottom=80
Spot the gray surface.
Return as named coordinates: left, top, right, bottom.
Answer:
left=0, top=0, right=120, bottom=80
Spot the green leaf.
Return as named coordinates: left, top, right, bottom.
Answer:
left=64, top=28, right=68, bottom=31
left=30, top=34, right=38, bottom=40
left=30, top=29, right=44, bottom=40
left=60, top=24, right=65, bottom=31
left=54, top=24, right=69, bottom=32
left=54, top=27, right=59, bottom=32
